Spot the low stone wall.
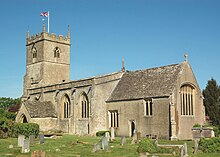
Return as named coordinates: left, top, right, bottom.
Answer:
left=31, top=118, right=57, bottom=132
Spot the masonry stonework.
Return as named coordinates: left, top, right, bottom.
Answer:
left=16, top=26, right=205, bottom=140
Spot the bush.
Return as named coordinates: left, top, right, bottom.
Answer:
left=96, top=130, right=110, bottom=137
left=199, top=137, right=220, bottom=153
left=13, top=123, right=39, bottom=138
left=137, top=138, right=158, bottom=153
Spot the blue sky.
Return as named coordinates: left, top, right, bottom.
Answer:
left=0, top=0, right=220, bottom=98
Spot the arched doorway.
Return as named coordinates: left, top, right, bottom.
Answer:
left=20, top=114, right=28, bottom=123
left=130, top=120, right=136, bottom=137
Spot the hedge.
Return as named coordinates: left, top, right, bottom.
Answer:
left=13, top=123, right=39, bottom=138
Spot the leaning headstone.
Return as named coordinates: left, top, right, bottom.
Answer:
left=18, top=135, right=25, bottom=147
left=105, top=132, right=110, bottom=141
left=110, top=127, right=115, bottom=141
left=101, top=137, right=109, bottom=150
left=180, top=145, right=184, bottom=157
left=131, top=132, right=137, bottom=144
left=121, top=136, right=126, bottom=146
left=183, top=143, right=188, bottom=156
left=21, top=138, right=30, bottom=153
left=39, top=134, right=44, bottom=144
left=30, top=135, right=35, bottom=145
left=92, top=143, right=101, bottom=153
left=193, top=139, right=199, bottom=154
left=31, top=150, right=46, bottom=157
left=137, top=132, right=141, bottom=143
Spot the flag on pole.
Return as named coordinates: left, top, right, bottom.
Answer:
left=40, top=11, right=50, bottom=33
left=40, top=12, right=48, bottom=17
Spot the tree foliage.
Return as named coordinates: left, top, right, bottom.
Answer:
left=203, top=78, right=220, bottom=126
left=0, top=97, right=21, bottom=109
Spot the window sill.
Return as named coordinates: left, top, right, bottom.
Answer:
left=144, top=115, right=153, bottom=118
left=180, top=115, right=195, bottom=117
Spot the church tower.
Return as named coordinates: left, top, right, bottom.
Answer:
left=23, top=24, right=71, bottom=99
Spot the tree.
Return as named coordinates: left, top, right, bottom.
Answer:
left=203, top=78, right=220, bottom=126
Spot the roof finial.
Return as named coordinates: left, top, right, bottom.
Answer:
left=67, top=25, right=70, bottom=38
left=121, top=58, right=125, bottom=72
left=42, top=21, right=46, bottom=33
left=26, top=30, right=30, bottom=39
left=184, top=53, right=188, bottom=62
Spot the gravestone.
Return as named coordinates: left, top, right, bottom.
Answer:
left=137, top=132, right=141, bottom=143
left=18, top=135, right=25, bottom=147
left=105, top=132, right=110, bottom=141
left=101, top=137, right=109, bottom=150
left=193, top=139, right=199, bottom=154
left=121, top=136, right=126, bottom=146
left=92, top=143, right=101, bottom=153
left=30, top=135, right=35, bottom=145
left=39, top=134, right=44, bottom=144
left=131, top=132, right=137, bottom=144
left=183, top=143, right=188, bottom=156
left=31, top=150, right=46, bottom=157
left=9, top=145, right=13, bottom=149
left=180, top=146, right=184, bottom=157
left=110, top=127, right=115, bottom=141
left=21, top=138, right=30, bottom=153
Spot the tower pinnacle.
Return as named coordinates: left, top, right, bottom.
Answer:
left=67, top=25, right=70, bottom=38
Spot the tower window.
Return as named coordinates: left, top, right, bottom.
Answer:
left=145, top=100, right=152, bottom=116
left=54, top=47, right=61, bottom=58
left=180, top=85, right=195, bottom=115
left=32, top=47, right=37, bottom=58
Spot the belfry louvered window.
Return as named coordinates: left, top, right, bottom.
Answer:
left=180, top=85, right=195, bottom=115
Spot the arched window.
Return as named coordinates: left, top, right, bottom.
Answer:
left=61, top=95, right=70, bottom=118
left=81, top=93, right=89, bottom=118
left=54, top=47, right=61, bottom=58
left=32, top=47, right=37, bottom=58
left=180, top=84, right=195, bottom=115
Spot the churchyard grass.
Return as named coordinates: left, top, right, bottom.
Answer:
left=0, top=135, right=219, bottom=157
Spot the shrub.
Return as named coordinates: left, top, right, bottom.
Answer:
left=13, top=123, right=39, bottom=138
left=137, top=138, right=158, bottom=153
left=199, top=137, right=220, bottom=153
left=96, top=130, right=110, bottom=137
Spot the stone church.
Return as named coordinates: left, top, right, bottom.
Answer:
left=16, top=24, right=206, bottom=140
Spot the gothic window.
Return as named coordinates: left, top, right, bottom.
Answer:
left=32, top=47, right=37, bottom=58
left=180, top=85, right=195, bottom=116
left=145, top=100, right=153, bottom=116
left=61, top=95, right=70, bottom=118
left=54, top=47, right=61, bottom=58
left=108, top=110, right=119, bottom=128
left=81, top=93, right=89, bottom=118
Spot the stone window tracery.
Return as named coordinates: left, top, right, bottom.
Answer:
left=54, top=47, right=61, bottom=58
left=108, top=110, right=119, bottom=128
left=81, top=93, right=89, bottom=118
left=180, top=84, right=195, bottom=116
left=61, top=95, right=70, bottom=118
left=32, top=47, right=37, bottom=58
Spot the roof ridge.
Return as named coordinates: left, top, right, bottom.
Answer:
left=127, top=63, right=180, bottom=73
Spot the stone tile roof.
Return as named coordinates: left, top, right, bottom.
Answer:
left=107, top=63, right=183, bottom=102
left=24, top=101, right=57, bottom=118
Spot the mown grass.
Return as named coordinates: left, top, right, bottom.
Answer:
left=0, top=135, right=219, bottom=157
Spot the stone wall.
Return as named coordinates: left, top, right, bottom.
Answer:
left=107, top=97, right=170, bottom=139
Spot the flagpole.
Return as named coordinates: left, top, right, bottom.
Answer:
left=48, top=11, right=50, bottom=33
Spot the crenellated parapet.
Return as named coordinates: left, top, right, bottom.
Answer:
left=26, top=26, right=70, bottom=46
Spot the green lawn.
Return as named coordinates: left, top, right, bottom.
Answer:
left=0, top=135, right=219, bottom=157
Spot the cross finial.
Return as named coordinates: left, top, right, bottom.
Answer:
left=121, top=58, right=125, bottom=72
left=184, top=53, right=188, bottom=62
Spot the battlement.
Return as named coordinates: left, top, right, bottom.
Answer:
left=26, top=24, right=71, bottom=45
left=26, top=31, right=70, bottom=45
